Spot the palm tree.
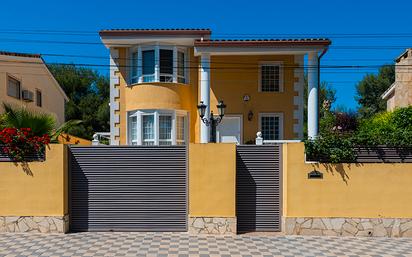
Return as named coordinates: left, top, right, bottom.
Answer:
left=1, top=103, right=82, bottom=142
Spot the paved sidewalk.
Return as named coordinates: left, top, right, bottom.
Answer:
left=1, top=232, right=412, bottom=257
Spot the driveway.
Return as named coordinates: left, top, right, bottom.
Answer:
left=1, top=232, right=412, bottom=257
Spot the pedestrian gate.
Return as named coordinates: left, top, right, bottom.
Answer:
left=69, top=146, right=187, bottom=232
left=236, top=145, right=282, bottom=233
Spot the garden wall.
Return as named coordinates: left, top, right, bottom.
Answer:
left=0, top=144, right=69, bottom=233
left=283, top=142, right=412, bottom=237
left=188, top=143, right=237, bottom=235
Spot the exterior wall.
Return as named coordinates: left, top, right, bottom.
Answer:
left=188, top=143, right=236, bottom=234
left=116, top=48, right=199, bottom=144
left=210, top=55, right=301, bottom=142
left=0, top=144, right=68, bottom=233
left=0, top=55, right=66, bottom=125
left=387, top=49, right=412, bottom=111
left=113, top=46, right=302, bottom=145
left=386, top=91, right=396, bottom=111
left=283, top=142, right=412, bottom=237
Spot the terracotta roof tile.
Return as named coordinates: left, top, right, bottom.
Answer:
left=0, top=51, right=41, bottom=58
left=99, top=28, right=211, bottom=36
left=194, top=38, right=331, bottom=47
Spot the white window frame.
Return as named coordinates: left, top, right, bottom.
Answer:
left=142, top=112, right=156, bottom=145
left=258, top=61, right=284, bottom=93
left=175, top=112, right=187, bottom=145
left=128, top=44, right=188, bottom=85
left=127, top=109, right=188, bottom=146
left=258, top=113, right=284, bottom=140
left=158, top=113, right=173, bottom=145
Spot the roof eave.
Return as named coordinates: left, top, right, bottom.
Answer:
left=381, top=82, right=398, bottom=100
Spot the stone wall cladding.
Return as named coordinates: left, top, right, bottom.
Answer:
left=189, top=217, right=236, bottom=235
left=0, top=215, right=69, bottom=233
left=285, top=217, right=412, bottom=237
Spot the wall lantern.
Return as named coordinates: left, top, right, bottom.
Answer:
left=248, top=110, right=254, bottom=121
left=197, top=100, right=226, bottom=143
left=243, top=94, right=250, bottom=102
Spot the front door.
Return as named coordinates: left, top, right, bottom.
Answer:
left=216, top=115, right=242, bottom=144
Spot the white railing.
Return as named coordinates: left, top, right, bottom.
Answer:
left=255, top=131, right=301, bottom=145
left=92, top=132, right=111, bottom=145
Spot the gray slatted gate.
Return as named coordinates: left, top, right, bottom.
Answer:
left=236, top=145, right=281, bottom=233
left=69, top=146, right=187, bottom=232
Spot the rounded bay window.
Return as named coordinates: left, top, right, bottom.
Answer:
left=128, top=109, right=188, bottom=146
left=129, top=45, right=188, bottom=85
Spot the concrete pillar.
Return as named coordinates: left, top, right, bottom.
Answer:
left=200, top=54, right=210, bottom=143
left=307, top=51, right=319, bottom=139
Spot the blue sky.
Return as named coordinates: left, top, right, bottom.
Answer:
left=1, top=0, right=411, bottom=109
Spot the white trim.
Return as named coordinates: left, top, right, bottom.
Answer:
left=381, top=82, right=398, bottom=100
left=194, top=46, right=326, bottom=56
left=263, top=139, right=301, bottom=144
left=258, top=112, right=284, bottom=140
left=293, top=55, right=304, bottom=139
left=109, top=48, right=120, bottom=145
left=258, top=61, right=284, bottom=93
left=127, top=109, right=188, bottom=146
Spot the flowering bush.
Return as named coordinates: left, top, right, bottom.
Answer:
left=0, top=127, right=50, bottom=161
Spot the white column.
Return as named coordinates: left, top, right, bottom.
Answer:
left=307, top=51, right=319, bottom=139
left=154, top=44, right=160, bottom=82
left=173, top=46, right=178, bottom=83
left=137, top=46, right=143, bottom=83
left=200, top=54, right=210, bottom=143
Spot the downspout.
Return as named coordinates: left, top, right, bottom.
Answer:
left=317, top=47, right=329, bottom=132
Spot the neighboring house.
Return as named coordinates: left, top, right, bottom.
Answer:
left=99, top=29, right=331, bottom=145
left=0, top=51, right=68, bottom=125
left=382, top=48, right=412, bottom=111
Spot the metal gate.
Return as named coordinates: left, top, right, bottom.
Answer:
left=69, top=146, right=187, bottom=232
left=236, top=145, right=282, bottom=233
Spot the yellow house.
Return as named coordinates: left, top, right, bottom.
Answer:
left=0, top=51, right=68, bottom=125
left=99, top=29, right=331, bottom=145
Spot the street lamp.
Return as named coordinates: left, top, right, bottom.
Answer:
left=197, top=100, right=226, bottom=143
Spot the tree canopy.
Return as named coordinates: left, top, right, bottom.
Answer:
left=355, top=65, right=395, bottom=118
left=48, top=64, right=110, bottom=139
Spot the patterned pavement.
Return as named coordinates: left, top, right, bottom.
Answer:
left=1, top=232, right=412, bottom=257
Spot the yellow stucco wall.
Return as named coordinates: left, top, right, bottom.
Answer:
left=0, top=144, right=68, bottom=216
left=210, top=55, right=298, bottom=142
left=114, top=46, right=301, bottom=145
left=116, top=48, right=200, bottom=144
left=283, top=143, right=412, bottom=218
left=189, top=143, right=236, bottom=217
left=0, top=55, right=66, bottom=125
left=58, top=133, right=92, bottom=145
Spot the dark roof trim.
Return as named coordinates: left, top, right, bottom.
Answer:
left=194, top=39, right=331, bottom=47
left=99, top=28, right=211, bottom=37
left=0, top=51, right=41, bottom=58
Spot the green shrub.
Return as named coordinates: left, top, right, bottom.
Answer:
left=305, top=133, right=356, bottom=163
left=355, top=106, right=412, bottom=147
left=306, top=106, right=412, bottom=163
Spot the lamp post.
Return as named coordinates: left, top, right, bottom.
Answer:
left=197, top=100, right=226, bottom=143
